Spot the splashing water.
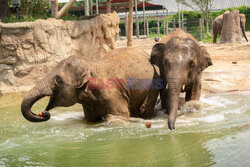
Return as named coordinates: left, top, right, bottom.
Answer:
left=0, top=91, right=250, bottom=166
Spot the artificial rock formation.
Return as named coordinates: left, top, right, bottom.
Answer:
left=220, top=11, right=242, bottom=44
left=0, top=12, right=119, bottom=93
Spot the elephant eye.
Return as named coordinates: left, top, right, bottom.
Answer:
left=55, top=76, right=64, bottom=85
left=189, top=61, right=195, bottom=68
left=164, top=59, right=169, bottom=66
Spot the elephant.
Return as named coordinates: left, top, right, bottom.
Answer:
left=213, top=13, right=248, bottom=43
left=21, top=48, right=162, bottom=123
left=150, top=29, right=213, bottom=130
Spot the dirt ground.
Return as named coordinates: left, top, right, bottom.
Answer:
left=116, top=32, right=250, bottom=94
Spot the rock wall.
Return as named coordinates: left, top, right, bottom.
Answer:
left=0, top=12, right=120, bottom=93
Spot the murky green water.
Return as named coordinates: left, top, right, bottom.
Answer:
left=0, top=91, right=250, bottom=167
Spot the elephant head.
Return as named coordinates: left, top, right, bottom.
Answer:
left=21, top=56, right=91, bottom=122
left=239, top=14, right=248, bottom=42
left=150, top=31, right=212, bottom=129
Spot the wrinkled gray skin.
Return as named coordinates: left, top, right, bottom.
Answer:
left=21, top=48, right=161, bottom=123
left=150, top=29, right=213, bottom=130
left=213, top=13, right=248, bottom=43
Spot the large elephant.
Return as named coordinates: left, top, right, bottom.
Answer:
left=21, top=48, right=162, bottom=123
left=150, top=29, right=213, bottom=130
left=213, top=13, right=248, bottom=43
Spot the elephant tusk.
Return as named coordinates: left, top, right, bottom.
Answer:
left=182, top=84, right=185, bottom=91
left=166, top=84, right=169, bottom=90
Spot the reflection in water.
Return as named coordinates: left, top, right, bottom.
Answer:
left=0, top=92, right=250, bottom=166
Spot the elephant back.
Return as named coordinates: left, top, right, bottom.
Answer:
left=101, top=47, right=156, bottom=81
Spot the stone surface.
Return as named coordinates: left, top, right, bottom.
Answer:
left=0, top=12, right=119, bottom=93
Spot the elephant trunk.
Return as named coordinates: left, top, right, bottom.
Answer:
left=21, top=80, right=52, bottom=122
left=241, top=22, right=248, bottom=42
left=166, top=78, right=182, bottom=130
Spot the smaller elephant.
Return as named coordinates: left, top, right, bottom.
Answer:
left=213, top=13, right=248, bottom=43
left=150, top=29, right=213, bottom=130
left=21, top=48, right=162, bottom=123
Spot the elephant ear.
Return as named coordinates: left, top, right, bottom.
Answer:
left=63, top=57, right=91, bottom=88
left=150, top=43, right=166, bottom=67
left=198, top=46, right=213, bottom=73
left=73, top=67, right=91, bottom=88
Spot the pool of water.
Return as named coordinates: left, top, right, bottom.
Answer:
left=0, top=91, right=250, bottom=166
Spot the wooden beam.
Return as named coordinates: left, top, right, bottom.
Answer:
left=57, top=0, right=76, bottom=18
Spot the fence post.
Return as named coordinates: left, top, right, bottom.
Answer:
left=211, top=18, right=214, bottom=33
left=135, top=0, right=139, bottom=38
left=146, top=17, right=149, bottom=38
left=125, top=14, right=128, bottom=39
left=90, top=0, right=93, bottom=15
left=178, top=6, right=181, bottom=28
left=96, top=0, right=99, bottom=15
left=199, top=18, right=203, bottom=41
left=206, top=18, right=209, bottom=35
left=163, top=17, right=166, bottom=35
left=157, top=16, right=160, bottom=37
left=143, top=0, right=146, bottom=35
left=166, top=21, right=169, bottom=35
left=181, top=9, right=184, bottom=29
left=173, top=19, right=176, bottom=31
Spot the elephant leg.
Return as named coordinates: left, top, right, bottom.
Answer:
left=82, top=99, right=130, bottom=122
left=185, top=75, right=201, bottom=101
left=213, top=33, right=218, bottom=43
left=160, top=87, right=167, bottom=109
left=97, top=101, right=130, bottom=124
left=104, top=114, right=129, bottom=125
left=139, top=88, right=160, bottom=118
left=83, top=107, right=102, bottom=122
left=191, top=79, right=201, bottom=101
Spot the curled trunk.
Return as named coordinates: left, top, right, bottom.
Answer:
left=21, top=80, right=52, bottom=122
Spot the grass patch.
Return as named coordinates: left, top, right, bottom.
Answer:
left=148, top=31, right=219, bottom=43
left=149, top=33, right=165, bottom=38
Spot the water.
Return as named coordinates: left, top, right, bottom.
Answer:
left=0, top=92, right=250, bottom=166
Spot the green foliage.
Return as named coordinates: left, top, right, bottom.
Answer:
left=202, top=33, right=216, bottom=43
left=20, top=0, right=50, bottom=17
left=3, top=15, right=36, bottom=23
left=171, top=6, right=250, bottom=20
left=238, top=6, right=250, bottom=15
left=173, top=10, right=202, bottom=20
left=210, top=5, right=250, bottom=19
left=60, top=12, right=79, bottom=21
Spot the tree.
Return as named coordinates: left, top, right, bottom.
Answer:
left=176, top=0, right=215, bottom=34
left=0, top=0, right=10, bottom=20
